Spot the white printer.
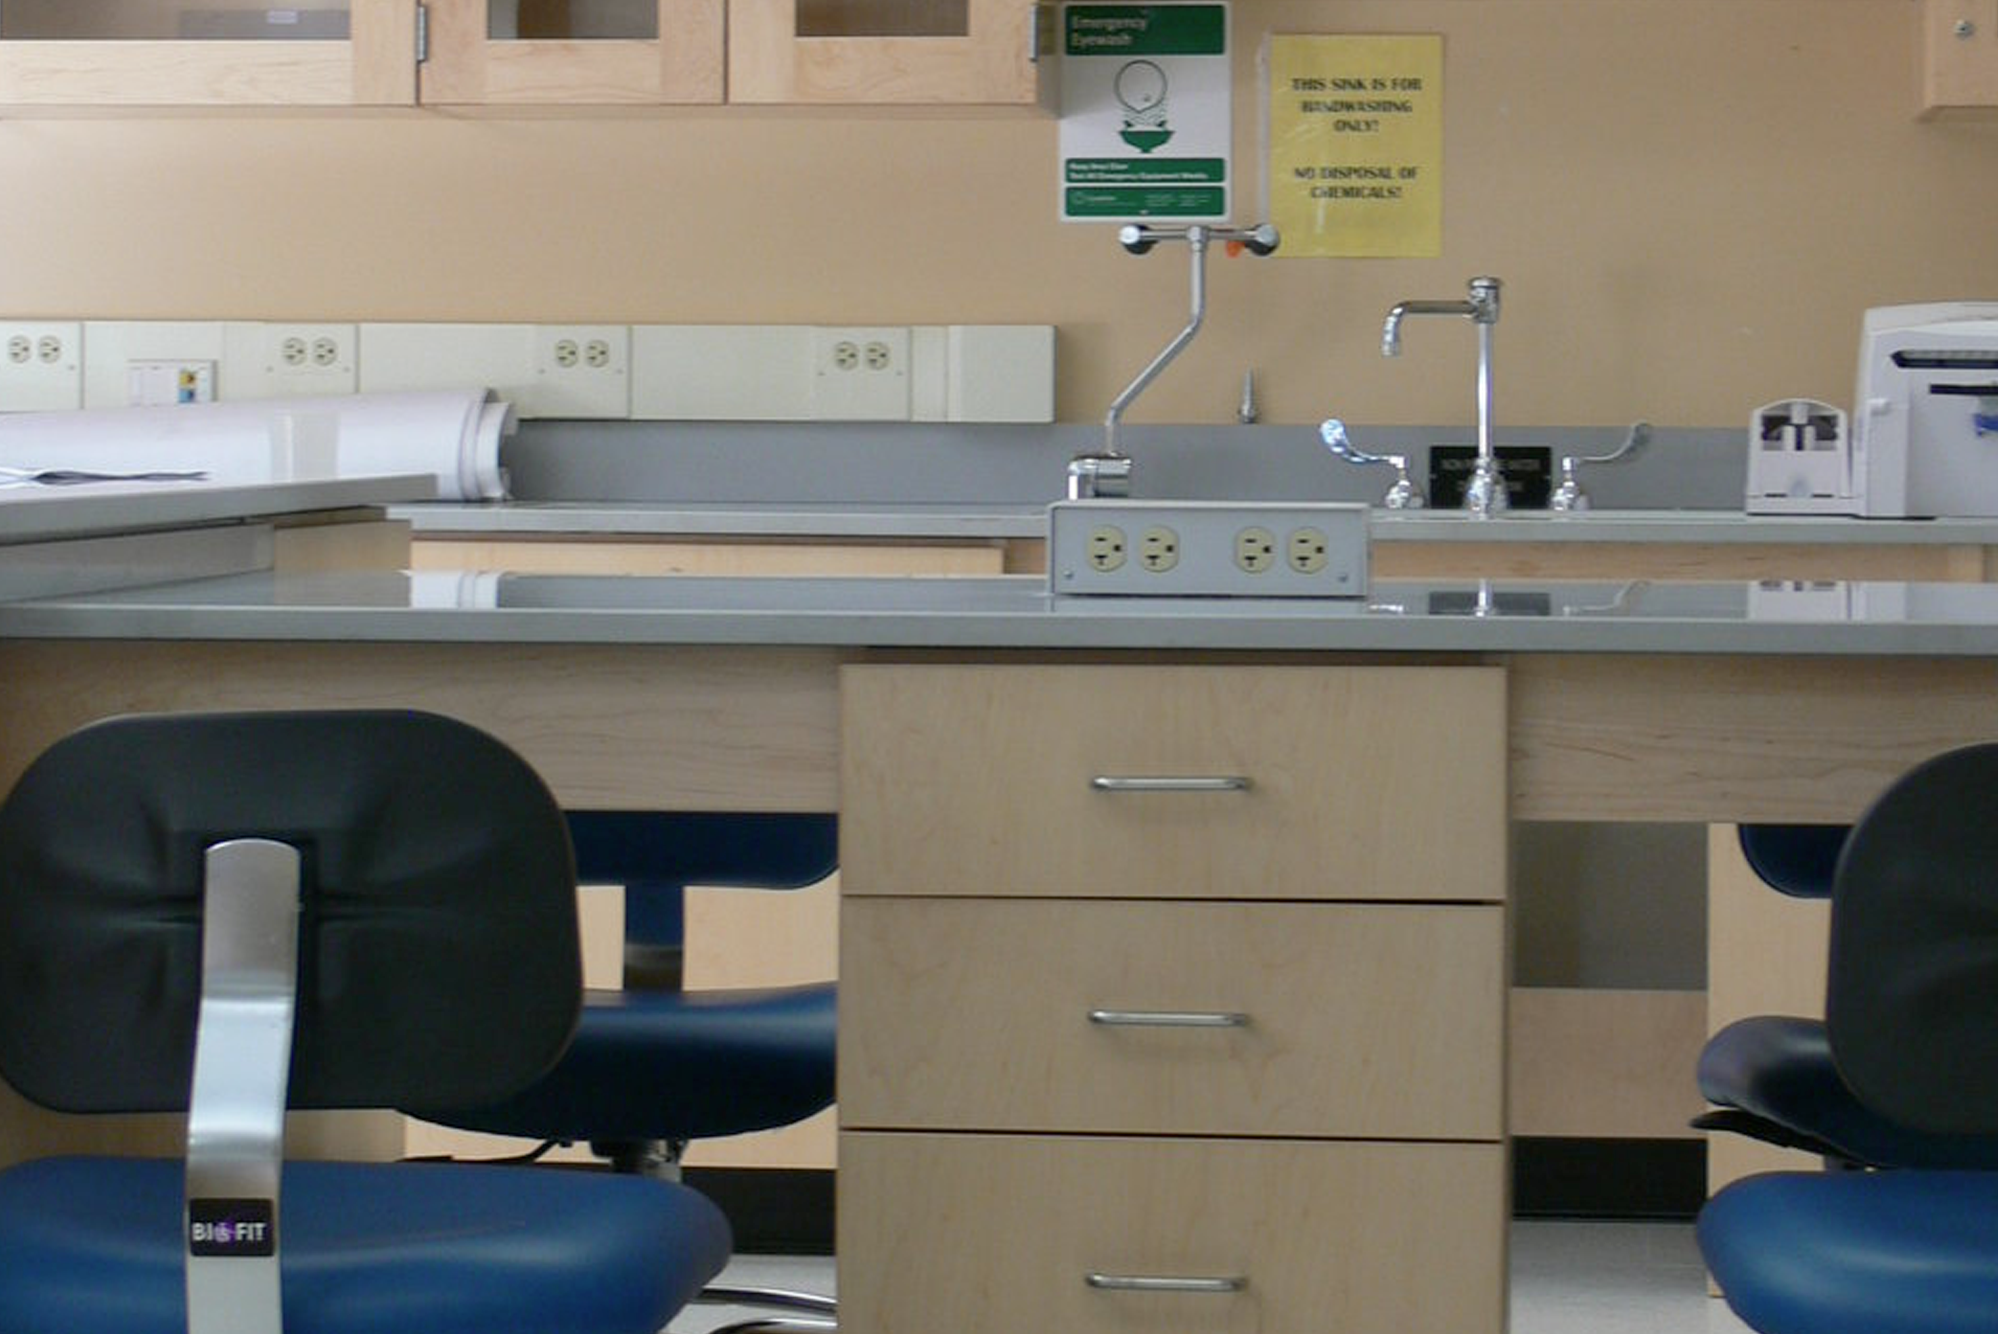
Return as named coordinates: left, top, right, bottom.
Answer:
left=1747, top=303, right=1998, bottom=517
left=1851, top=301, right=1998, bottom=517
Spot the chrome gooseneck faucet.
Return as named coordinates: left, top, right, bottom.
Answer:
left=1068, top=221, right=1281, bottom=500
left=1382, top=276, right=1505, bottom=517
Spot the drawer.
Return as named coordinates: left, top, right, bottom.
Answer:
left=839, top=664, right=1506, bottom=901
left=841, top=897, right=1504, bottom=1140
left=839, top=1131, right=1506, bottom=1334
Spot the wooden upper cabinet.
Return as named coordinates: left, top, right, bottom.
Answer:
left=0, top=0, right=1048, bottom=109
left=1924, top=0, right=1998, bottom=116
left=418, top=0, right=723, bottom=104
left=0, top=0, right=418, bottom=106
left=727, top=0, right=1052, bottom=107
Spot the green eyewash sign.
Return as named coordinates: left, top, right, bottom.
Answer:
left=1059, top=3, right=1232, bottom=223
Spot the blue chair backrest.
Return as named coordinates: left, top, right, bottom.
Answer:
left=1738, top=823, right=1848, bottom=899
left=565, top=810, right=837, bottom=948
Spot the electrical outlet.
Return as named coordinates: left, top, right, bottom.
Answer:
left=531, top=325, right=630, bottom=418
left=811, top=326, right=910, bottom=421
left=1086, top=525, right=1127, bottom=572
left=1234, top=526, right=1276, bottom=573
left=1050, top=502, right=1368, bottom=598
left=1287, top=528, right=1331, bottom=573
left=229, top=322, right=358, bottom=399
left=0, top=321, right=82, bottom=411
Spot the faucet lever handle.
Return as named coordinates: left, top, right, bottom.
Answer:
left=1319, top=419, right=1426, bottom=509
left=1551, top=421, right=1651, bottom=512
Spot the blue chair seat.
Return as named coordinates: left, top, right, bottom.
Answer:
left=1699, top=1014, right=1998, bottom=1168
left=0, top=1156, right=732, bottom=1334
left=431, top=982, right=837, bottom=1143
left=1700, top=1169, right=1998, bottom=1334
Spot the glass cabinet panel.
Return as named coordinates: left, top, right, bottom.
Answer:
left=794, top=1, right=966, bottom=38
left=728, top=0, right=1047, bottom=106
left=485, top=0, right=657, bottom=40
left=421, top=0, right=721, bottom=103
left=0, top=0, right=412, bottom=105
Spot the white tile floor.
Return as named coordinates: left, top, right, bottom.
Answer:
left=675, top=1219, right=1760, bottom=1334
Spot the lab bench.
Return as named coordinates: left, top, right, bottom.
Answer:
left=7, top=566, right=1998, bottom=1331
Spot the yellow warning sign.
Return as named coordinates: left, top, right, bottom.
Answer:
left=1268, top=34, right=1442, bottom=257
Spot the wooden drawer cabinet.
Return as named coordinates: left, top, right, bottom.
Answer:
left=837, top=662, right=1508, bottom=1334
left=840, top=1132, right=1506, bottom=1334
left=842, top=897, right=1503, bottom=1139
left=840, top=663, right=1507, bottom=903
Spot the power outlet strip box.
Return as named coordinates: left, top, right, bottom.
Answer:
left=1048, top=500, right=1370, bottom=598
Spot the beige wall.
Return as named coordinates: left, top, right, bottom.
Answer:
left=0, top=0, right=1991, bottom=429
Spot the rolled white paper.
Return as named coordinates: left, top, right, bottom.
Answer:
left=0, top=389, right=514, bottom=501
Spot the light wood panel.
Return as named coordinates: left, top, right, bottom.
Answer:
left=410, top=536, right=1006, bottom=575
left=840, top=663, right=1508, bottom=902
left=1924, top=0, right=1998, bottom=115
left=1508, top=987, right=1706, bottom=1139
left=1508, top=653, right=1998, bottom=823
left=840, top=1132, right=1506, bottom=1334
left=274, top=517, right=412, bottom=572
left=0, top=639, right=844, bottom=811
left=843, top=897, right=1505, bottom=1140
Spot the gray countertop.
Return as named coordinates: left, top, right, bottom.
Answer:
left=8, top=569, right=1998, bottom=657
left=4, top=473, right=436, bottom=544
left=392, top=501, right=1998, bottom=548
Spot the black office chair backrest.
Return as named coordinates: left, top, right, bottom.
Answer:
left=0, top=709, right=581, bottom=1114
left=1827, top=742, right=1998, bottom=1136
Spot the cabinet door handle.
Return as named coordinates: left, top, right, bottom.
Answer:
left=1088, top=1009, right=1251, bottom=1028
left=1089, top=775, right=1252, bottom=793
left=1086, top=1273, right=1248, bottom=1294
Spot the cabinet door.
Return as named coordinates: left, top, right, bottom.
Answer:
left=727, top=0, right=1049, bottom=106
left=420, top=0, right=722, bottom=104
left=0, top=0, right=416, bottom=106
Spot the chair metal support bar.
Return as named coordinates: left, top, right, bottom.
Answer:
left=185, top=838, right=301, bottom=1334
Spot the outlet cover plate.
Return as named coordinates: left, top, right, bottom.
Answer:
left=0, top=321, right=83, bottom=412
left=1049, top=500, right=1370, bottom=597
left=810, top=326, right=910, bottom=421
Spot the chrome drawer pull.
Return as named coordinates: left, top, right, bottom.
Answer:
left=1089, top=775, right=1252, bottom=793
left=1088, top=1009, right=1251, bottom=1028
left=1086, top=1273, right=1248, bottom=1294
